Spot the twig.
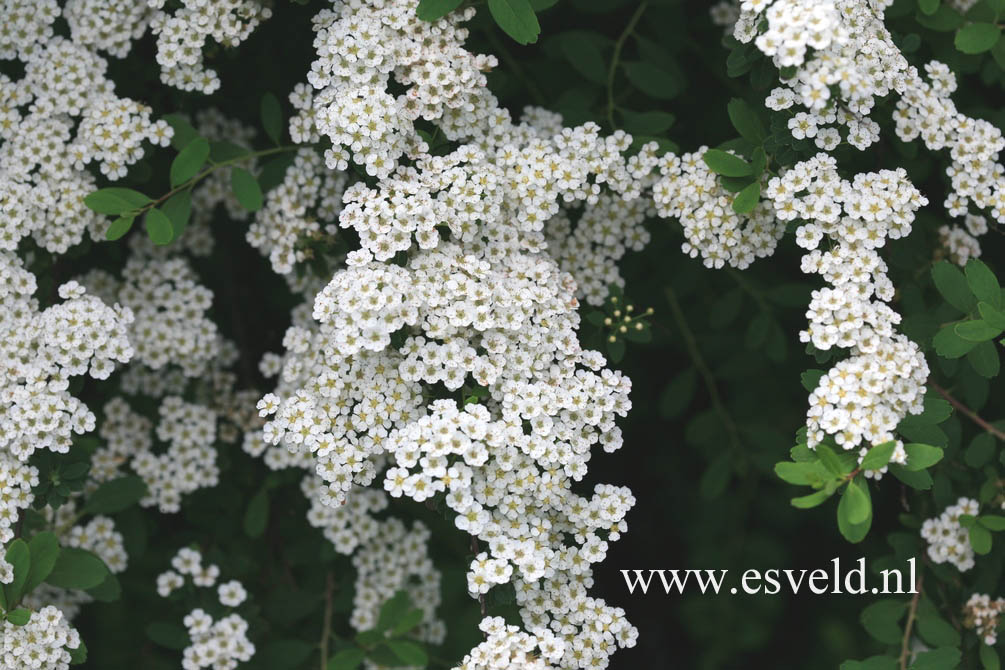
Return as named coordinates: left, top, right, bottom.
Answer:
left=319, top=572, right=334, bottom=670
left=664, top=286, right=742, bottom=451
left=606, top=1, right=649, bottom=130
left=930, top=382, right=1005, bottom=441
left=899, top=574, right=923, bottom=670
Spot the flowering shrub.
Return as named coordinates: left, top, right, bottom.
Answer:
left=0, top=0, right=1003, bottom=669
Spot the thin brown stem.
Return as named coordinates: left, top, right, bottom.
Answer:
left=899, top=575, right=923, bottom=670
left=320, top=572, right=334, bottom=669
left=930, top=382, right=1005, bottom=441
left=665, top=287, right=742, bottom=451
left=606, top=1, right=649, bottom=130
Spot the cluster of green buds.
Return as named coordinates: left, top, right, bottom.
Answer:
left=585, top=286, right=654, bottom=363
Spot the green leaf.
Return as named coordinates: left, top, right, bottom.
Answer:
left=622, top=61, right=684, bottom=100
left=774, top=461, right=829, bottom=486
left=980, top=643, right=1001, bottom=670
left=932, top=261, right=977, bottom=313
left=978, top=514, right=1005, bottom=531
left=860, top=600, right=906, bottom=644
left=979, top=301, right=1005, bottom=329
left=816, top=443, right=850, bottom=477
left=24, top=531, right=60, bottom=593
left=955, top=22, right=1001, bottom=53
left=916, top=598, right=961, bottom=647
left=969, top=524, right=992, bottom=554
left=84, top=188, right=150, bottom=215
left=163, top=114, right=198, bottom=150
left=732, top=181, right=760, bottom=214
left=391, top=608, right=425, bottom=636
left=918, top=0, right=940, bottom=14
left=620, top=110, right=676, bottom=135
left=145, top=209, right=173, bottom=246
left=558, top=32, right=607, bottom=84
left=703, top=149, right=753, bottom=177
left=933, top=324, right=979, bottom=358
left=6, top=608, right=30, bottom=625
left=83, top=476, right=147, bottom=515
left=791, top=489, right=834, bottom=509
left=840, top=656, right=898, bottom=670
left=916, top=4, right=964, bottom=30
left=967, top=340, right=1000, bottom=378
left=146, top=621, right=189, bottom=650
left=231, top=168, right=264, bottom=211
left=376, top=590, right=412, bottom=632
left=910, top=647, right=961, bottom=670
left=487, top=0, right=540, bottom=44
left=956, top=319, right=1002, bottom=341
left=658, top=368, right=696, bottom=419
left=801, top=369, right=825, bottom=392
left=842, top=478, right=871, bottom=525
left=416, top=0, right=464, bottom=21
left=3, top=539, right=29, bottom=606
left=170, top=137, right=210, bottom=187
left=68, top=640, right=87, bottom=665
left=260, top=92, right=283, bottom=145
left=243, top=488, right=269, bottom=538
left=386, top=640, right=428, bottom=667
left=890, top=465, right=933, bottom=490
left=46, top=547, right=110, bottom=590
left=161, top=190, right=192, bottom=240
left=328, top=648, right=366, bottom=670
left=860, top=441, right=896, bottom=471
left=966, top=259, right=1001, bottom=308
left=727, top=98, right=766, bottom=143
left=903, top=444, right=944, bottom=470
left=87, top=573, right=121, bottom=602
left=965, top=433, right=995, bottom=468
left=104, top=215, right=135, bottom=241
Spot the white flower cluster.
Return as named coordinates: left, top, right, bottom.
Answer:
left=65, top=515, right=128, bottom=574
left=939, top=213, right=987, bottom=267
left=117, top=256, right=221, bottom=376
left=921, top=497, right=979, bottom=572
left=249, top=149, right=348, bottom=274
left=652, top=148, right=784, bottom=269
left=306, top=0, right=496, bottom=178
left=64, top=0, right=154, bottom=58
left=738, top=0, right=905, bottom=150
left=455, top=617, right=567, bottom=670
left=0, top=264, right=134, bottom=470
left=963, top=593, right=1005, bottom=646
left=546, top=193, right=651, bottom=306
left=0, top=605, right=81, bottom=670
left=157, top=548, right=255, bottom=670
left=350, top=517, right=444, bottom=641
left=0, top=454, right=36, bottom=584
left=740, top=1, right=1005, bottom=226
left=147, top=0, right=272, bottom=94
left=762, top=154, right=930, bottom=454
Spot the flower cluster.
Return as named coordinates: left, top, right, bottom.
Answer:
left=763, top=154, right=929, bottom=457
left=156, top=548, right=255, bottom=670
left=455, top=617, right=567, bottom=670
left=939, top=213, right=987, bottom=266
left=147, top=0, right=272, bottom=94
left=963, top=593, right=1005, bottom=646
left=0, top=605, right=81, bottom=670
left=652, top=148, right=784, bottom=268
left=921, top=497, right=980, bottom=572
